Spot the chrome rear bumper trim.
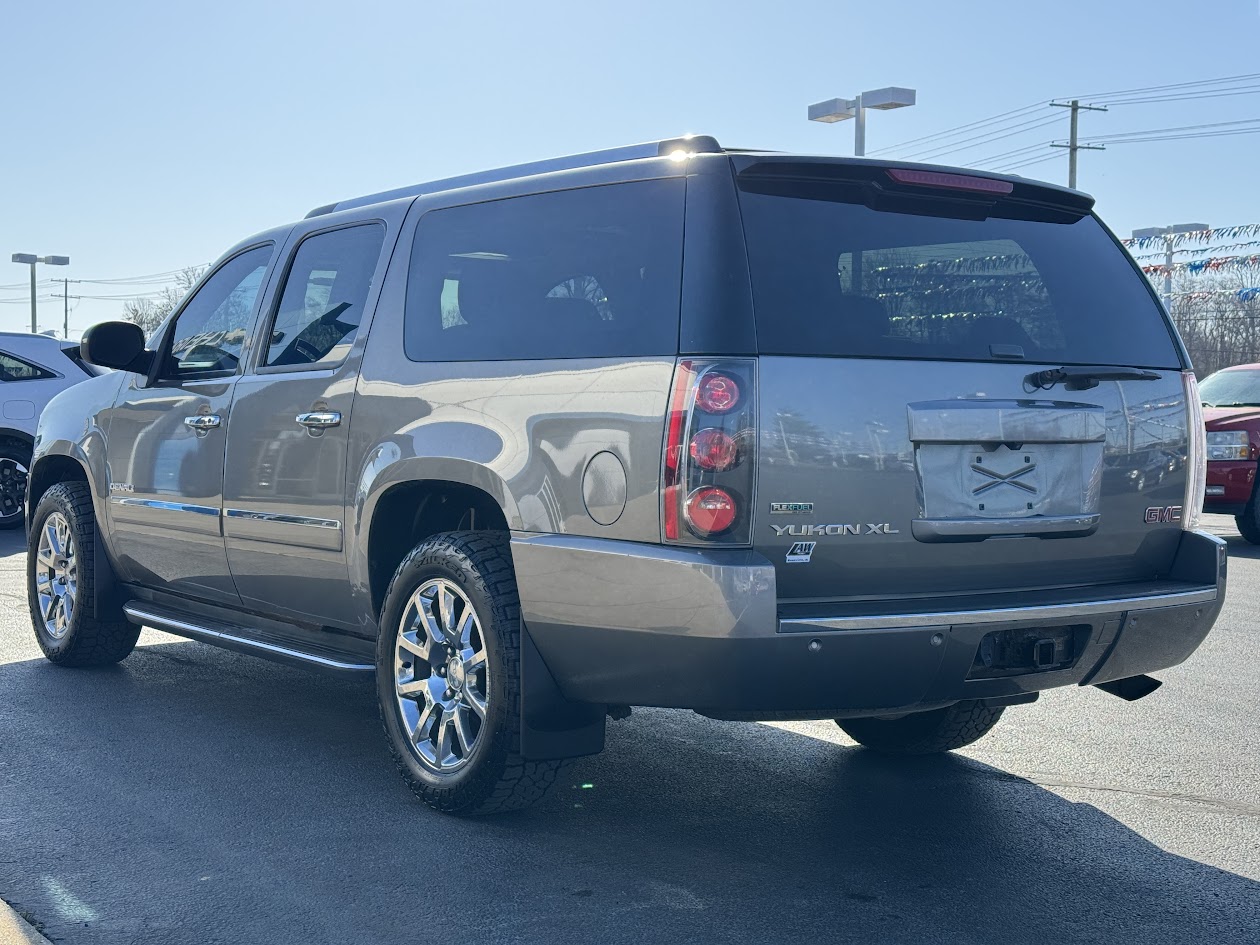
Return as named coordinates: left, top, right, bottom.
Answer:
left=778, top=587, right=1219, bottom=633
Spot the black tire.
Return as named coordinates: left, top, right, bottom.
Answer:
left=376, top=531, right=566, bottom=815
left=836, top=700, right=1005, bottom=755
left=0, top=443, right=31, bottom=530
left=1236, top=499, right=1260, bottom=544
left=27, top=481, right=140, bottom=666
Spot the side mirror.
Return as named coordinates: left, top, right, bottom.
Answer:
left=80, top=321, right=154, bottom=374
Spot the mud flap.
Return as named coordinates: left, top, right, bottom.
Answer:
left=520, top=623, right=606, bottom=760
left=93, top=538, right=124, bottom=619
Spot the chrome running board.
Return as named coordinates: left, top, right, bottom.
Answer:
left=123, top=604, right=374, bottom=672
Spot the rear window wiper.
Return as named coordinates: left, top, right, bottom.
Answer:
left=1026, top=365, right=1161, bottom=391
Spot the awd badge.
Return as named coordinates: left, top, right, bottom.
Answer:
left=786, top=541, right=816, bottom=564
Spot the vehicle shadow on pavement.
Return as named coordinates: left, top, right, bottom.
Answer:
left=0, top=641, right=1256, bottom=945
left=1221, top=534, right=1260, bottom=559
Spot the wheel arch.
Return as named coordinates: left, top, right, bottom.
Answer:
left=363, top=475, right=513, bottom=622
left=0, top=428, right=35, bottom=454
left=26, top=449, right=123, bottom=620
left=27, top=449, right=94, bottom=523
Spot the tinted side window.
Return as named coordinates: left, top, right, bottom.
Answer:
left=165, top=245, right=272, bottom=378
left=405, top=179, right=684, bottom=361
left=0, top=351, right=56, bottom=382
left=265, top=223, right=385, bottom=367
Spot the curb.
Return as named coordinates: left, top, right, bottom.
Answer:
left=0, top=900, right=53, bottom=945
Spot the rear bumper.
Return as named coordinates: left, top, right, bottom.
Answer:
left=512, top=530, right=1226, bottom=716
left=1204, top=459, right=1256, bottom=514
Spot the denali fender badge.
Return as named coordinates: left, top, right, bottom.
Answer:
left=1144, top=506, right=1183, bottom=524
left=786, top=541, right=816, bottom=563
left=770, top=502, right=814, bottom=514
left=772, top=523, right=900, bottom=537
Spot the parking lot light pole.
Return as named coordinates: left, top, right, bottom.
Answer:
left=1131, top=224, right=1209, bottom=311
left=11, top=253, right=70, bottom=333
left=808, top=87, right=917, bottom=157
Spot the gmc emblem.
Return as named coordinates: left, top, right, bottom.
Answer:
left=1144, top=506, right=1183, bottom=524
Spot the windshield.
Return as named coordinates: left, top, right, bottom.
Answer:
left=1199, top=367, right=1260, bottom=406
left=736, top=176, right=1182, bottom=367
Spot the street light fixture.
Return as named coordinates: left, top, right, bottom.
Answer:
left=11, top=253, right=70, bottom=333
left=808, top=86, right=916, bottom=157
left=1131, top=224, right=1209, bottom=311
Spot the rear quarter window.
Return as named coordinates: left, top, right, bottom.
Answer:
left=404, top=179, right=685, bottom=361
left=0, top=350, right=57, bottom=381
left=737, top=177, right=1182, bottom=368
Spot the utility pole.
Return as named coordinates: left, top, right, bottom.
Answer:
left=1050, top=99, right=1108, bottom=188
left=51, top=288, right=82, bottom=338
left=1132, top=223, right=1210, bottom=312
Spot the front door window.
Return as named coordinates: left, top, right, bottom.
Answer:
left=163, top=245, right=272, bottom=379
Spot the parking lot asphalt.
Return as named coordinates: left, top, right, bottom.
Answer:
left=1, top=518, right=1257, bottom=945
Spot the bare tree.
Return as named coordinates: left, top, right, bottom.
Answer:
left=121, top=266, right=206, bottom=337
left=1167, top=269, right=1260, bottom=377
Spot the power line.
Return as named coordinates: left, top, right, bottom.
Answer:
left=1104, top=128, right=1260, bottom=145
left=1079, top=117, right=1260, bottom=142
left=1069, top=71, right=1260, bottom=102
left=993, top=152, right=1067, bottom=174
left=1104, top=86, right=1260, bottom=107
left=0, top=265, right=204, bottom=291
left=865, top=101, right=1047, bottom=156
left=899, top=114, right=1064, bottom=162
left=962, top=141, right=1055, bottom=167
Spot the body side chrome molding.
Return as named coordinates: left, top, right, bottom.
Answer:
left=223, top=508, right=342, bottom=530
left=779, top=587, right=1219, bottom=633
left=109, top=496, right=219, bottom=516
left=123, top=604, right=373, bottom=671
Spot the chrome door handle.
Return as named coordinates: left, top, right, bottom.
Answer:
left=296, top=411, right=342, bottom=430
left=184, top=414, right=222, bottom=432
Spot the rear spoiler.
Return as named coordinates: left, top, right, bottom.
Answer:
left=731, top=155, right=1094, bottom=223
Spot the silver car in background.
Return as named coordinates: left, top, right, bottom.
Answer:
left=0, top=331, right=97, bottom=528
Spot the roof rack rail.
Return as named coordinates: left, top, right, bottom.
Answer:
left=305, top=135, right=722, bottom=219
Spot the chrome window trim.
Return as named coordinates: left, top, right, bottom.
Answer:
left=778, top=587, right=1219, bottom=633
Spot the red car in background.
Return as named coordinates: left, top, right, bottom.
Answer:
left=1200, top=363, right=1260, bottom=542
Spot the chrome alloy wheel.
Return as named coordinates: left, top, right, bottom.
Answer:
left=0, top=458, right=28, bottom=522
left=35, top=511, right=77, bottom=640
left=394, top=578, right=490, bottom=774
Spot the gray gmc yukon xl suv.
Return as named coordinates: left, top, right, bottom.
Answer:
left=26, top=136, right=1226, bottom=814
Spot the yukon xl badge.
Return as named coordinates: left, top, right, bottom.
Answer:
left=786, top=541, right=816, bottom=564
left=770, top=502, right=814, bottom=514
left=772, top=523, right=900, bottom=537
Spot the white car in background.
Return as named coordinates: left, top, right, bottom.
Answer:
left=0, top=331, right=99, bottom=528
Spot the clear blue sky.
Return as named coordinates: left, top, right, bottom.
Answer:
left=2, top=0, right=1259, bottom=334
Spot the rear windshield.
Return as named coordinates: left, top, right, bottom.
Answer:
left=736, top=177, right=1182, bottom=368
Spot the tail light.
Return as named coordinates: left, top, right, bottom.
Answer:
left=662, top=359, right=756, bottom=544
left=1182, top=370, right=1206, bottom=531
